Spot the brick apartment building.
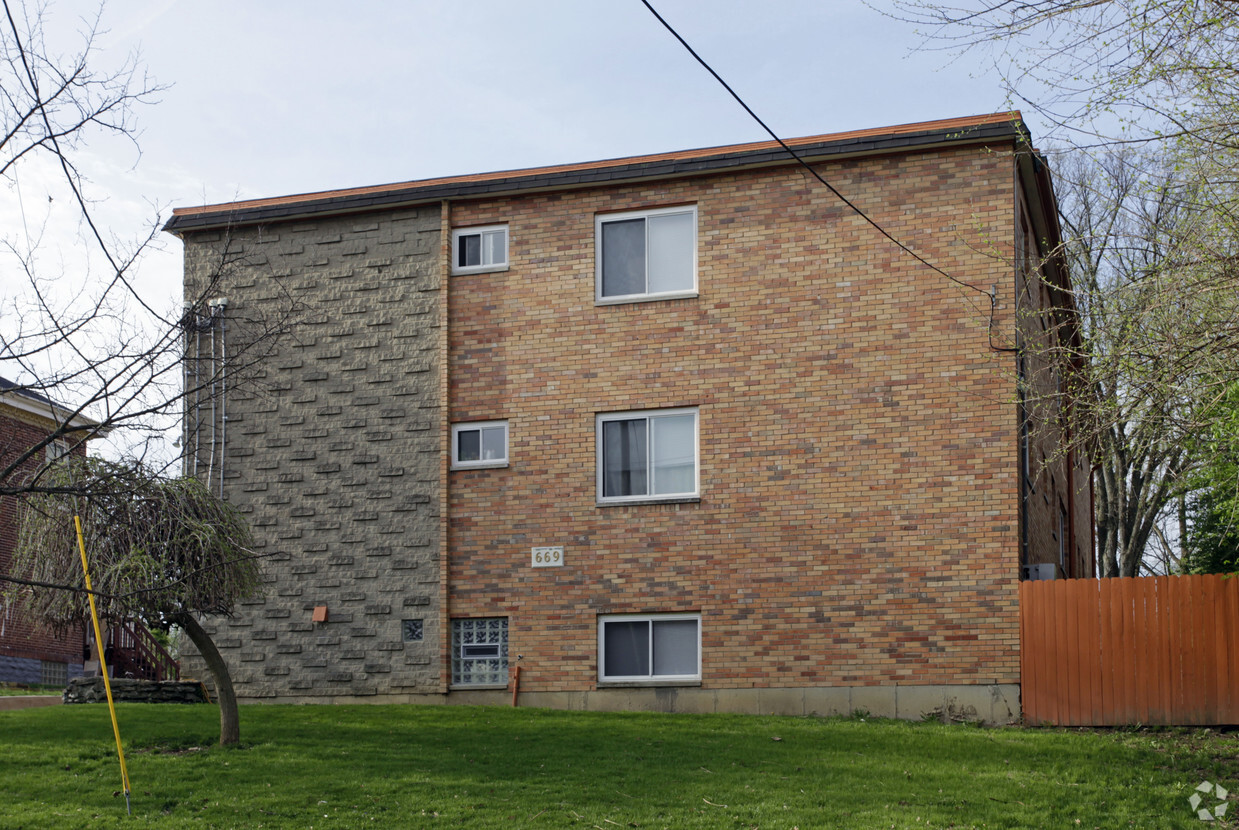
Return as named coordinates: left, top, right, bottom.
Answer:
left=0, top=378, right=101, bottom=684
left=167, top=113, right=1093, bottom=722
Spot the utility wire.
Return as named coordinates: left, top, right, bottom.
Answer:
left=638, top=0, right=1020, bottom=353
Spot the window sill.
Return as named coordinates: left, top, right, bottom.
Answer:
left=451, top=462, right=509, bottom=471
left=451, top=264, right=510, bottom=277
left=596, top=497, right=700, bottom=508
left=597, top=680, right=702, bottom=689
left=449, top=683, right=509, bottom=691
left=595, top=290, right=698, bottom=306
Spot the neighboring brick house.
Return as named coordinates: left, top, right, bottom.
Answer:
left=0, top=378, right=99, bottom=684
left=167, top=113, right=1093, bottom=722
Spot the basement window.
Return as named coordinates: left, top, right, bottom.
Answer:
left=451, top=617, right=508, bottom=687
left=598, top=614, right=700, bottom=684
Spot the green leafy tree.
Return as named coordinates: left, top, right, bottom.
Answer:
left=1182, top=385, right=1239, bottom=573
left=7, top=458, right=261, bottom=746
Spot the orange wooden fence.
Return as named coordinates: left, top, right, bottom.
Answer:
left=1020, top=575, right=1239, bottom=726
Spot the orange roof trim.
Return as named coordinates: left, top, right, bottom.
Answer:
left=171, top=112, right=1023, bottom=219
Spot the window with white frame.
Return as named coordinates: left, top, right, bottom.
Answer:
left=46, top=439, right=69, bottom=462
left=451, top=421, right=509, bottom=469
left=596, top=205, right=696, bottom=302
left=451, top=225, right=508, bottom=275
left=451, top=617, right=508, bottom=686
left=598, top=614, right=700, bottom=683
left=597, top=408, right=697, bottom=502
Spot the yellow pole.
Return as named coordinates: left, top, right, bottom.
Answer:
left=74, top=515, right=132, bottom=814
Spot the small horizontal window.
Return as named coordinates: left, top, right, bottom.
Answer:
left=597, top=408, right=697, bottom=502
left=596, top=206, right=697, bottom=303
left=598, top=614, right=700, bottom=684
left=452, top=225, right=508, bottom=275
left=451, top=421, right=509, bottom=469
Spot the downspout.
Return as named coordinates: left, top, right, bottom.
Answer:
left=1090, top=463, right=1098, bottom=577
left=215, top=298, right=229, bottom=498
left=193, top=325, right=202, bottom=479
left=206, top=308, right=217, bottom=488
left=439, top=199, right=453, bottom=694
left=183, top=303, right=193, bottom=479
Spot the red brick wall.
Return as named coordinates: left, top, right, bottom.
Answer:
left=1017, top=203, right=1095, bottom=579
left=0, top=404, right=87, bottom=667
left=446, top=145, right=1024, bottom=693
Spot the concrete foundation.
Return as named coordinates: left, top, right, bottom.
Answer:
left=238, top=683, right=1021, bottom=725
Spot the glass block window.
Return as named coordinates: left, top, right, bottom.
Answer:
left=451, top=617, right=509, bottom=686
left=402, top=619, right=424, bottom=642
left=41, top=660, right=67, bottom=686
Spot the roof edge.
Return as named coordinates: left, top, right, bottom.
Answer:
left=166, top=112, right=1028, bottom=234
left=0, top=391, right=109, bottom=434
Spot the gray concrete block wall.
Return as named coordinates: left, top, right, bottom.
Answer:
left=0, top=656, right=81, bottom=684
left=179, top=206, right=442, bottom=699
left=0, top=655, right=41, bottom=684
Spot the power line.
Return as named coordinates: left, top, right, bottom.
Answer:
left=638, top=0, right=1019, bottom=353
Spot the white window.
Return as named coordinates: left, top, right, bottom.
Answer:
left=46, top=440, right=69, bottom=462
left=451, top=617, right=508, bottom=687
left=596, top=205, right=697, bottom=303
left=451, top=225, right=508, bottom=275
left=451, top=421, right=508, bottom=469
left=596, top=408, right=697, bottom=502
left=598, top=614, right=700, bottom=684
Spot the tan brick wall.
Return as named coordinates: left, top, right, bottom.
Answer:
left=445, top=145, right=1025, bottom=694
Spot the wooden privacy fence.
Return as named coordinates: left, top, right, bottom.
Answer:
left=1020, top=574, right=1239, bottom=726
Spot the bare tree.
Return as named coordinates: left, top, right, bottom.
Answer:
left=879, top=1, right=1239, bottom=572
left=0, top=0, right=295, bottom=744
left=1, top=0, right=294, bottom=494
left=1051, top=149, right=1201, bottom=575
left=8, top=457, right=260, bottom=745
left=880, top=1, right=1239, bottom=151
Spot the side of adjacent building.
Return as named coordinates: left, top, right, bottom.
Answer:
left=168, top=113, right=1093, bottom=720
left=0, top=379, right=93, bottom=684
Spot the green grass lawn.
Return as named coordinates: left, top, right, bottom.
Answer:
left=0, top=682, right=62, bottom=696
left=1, top=704, right=1234, bottom=829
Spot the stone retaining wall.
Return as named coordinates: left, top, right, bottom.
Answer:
left=64, top=677, right=209, bottom=704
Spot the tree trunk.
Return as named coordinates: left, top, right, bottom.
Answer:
left=175, top=613, right=240, bottom=746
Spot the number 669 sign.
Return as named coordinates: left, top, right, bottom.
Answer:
left=531, top=546, right=564, bottom=568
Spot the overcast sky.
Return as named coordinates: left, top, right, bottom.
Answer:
left=6, top=0, right=1028, bottom=302
left=3, top=0, right=1032, bottom=450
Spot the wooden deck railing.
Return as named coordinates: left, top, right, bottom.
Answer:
left=104, top=620, right=180, bottom=682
